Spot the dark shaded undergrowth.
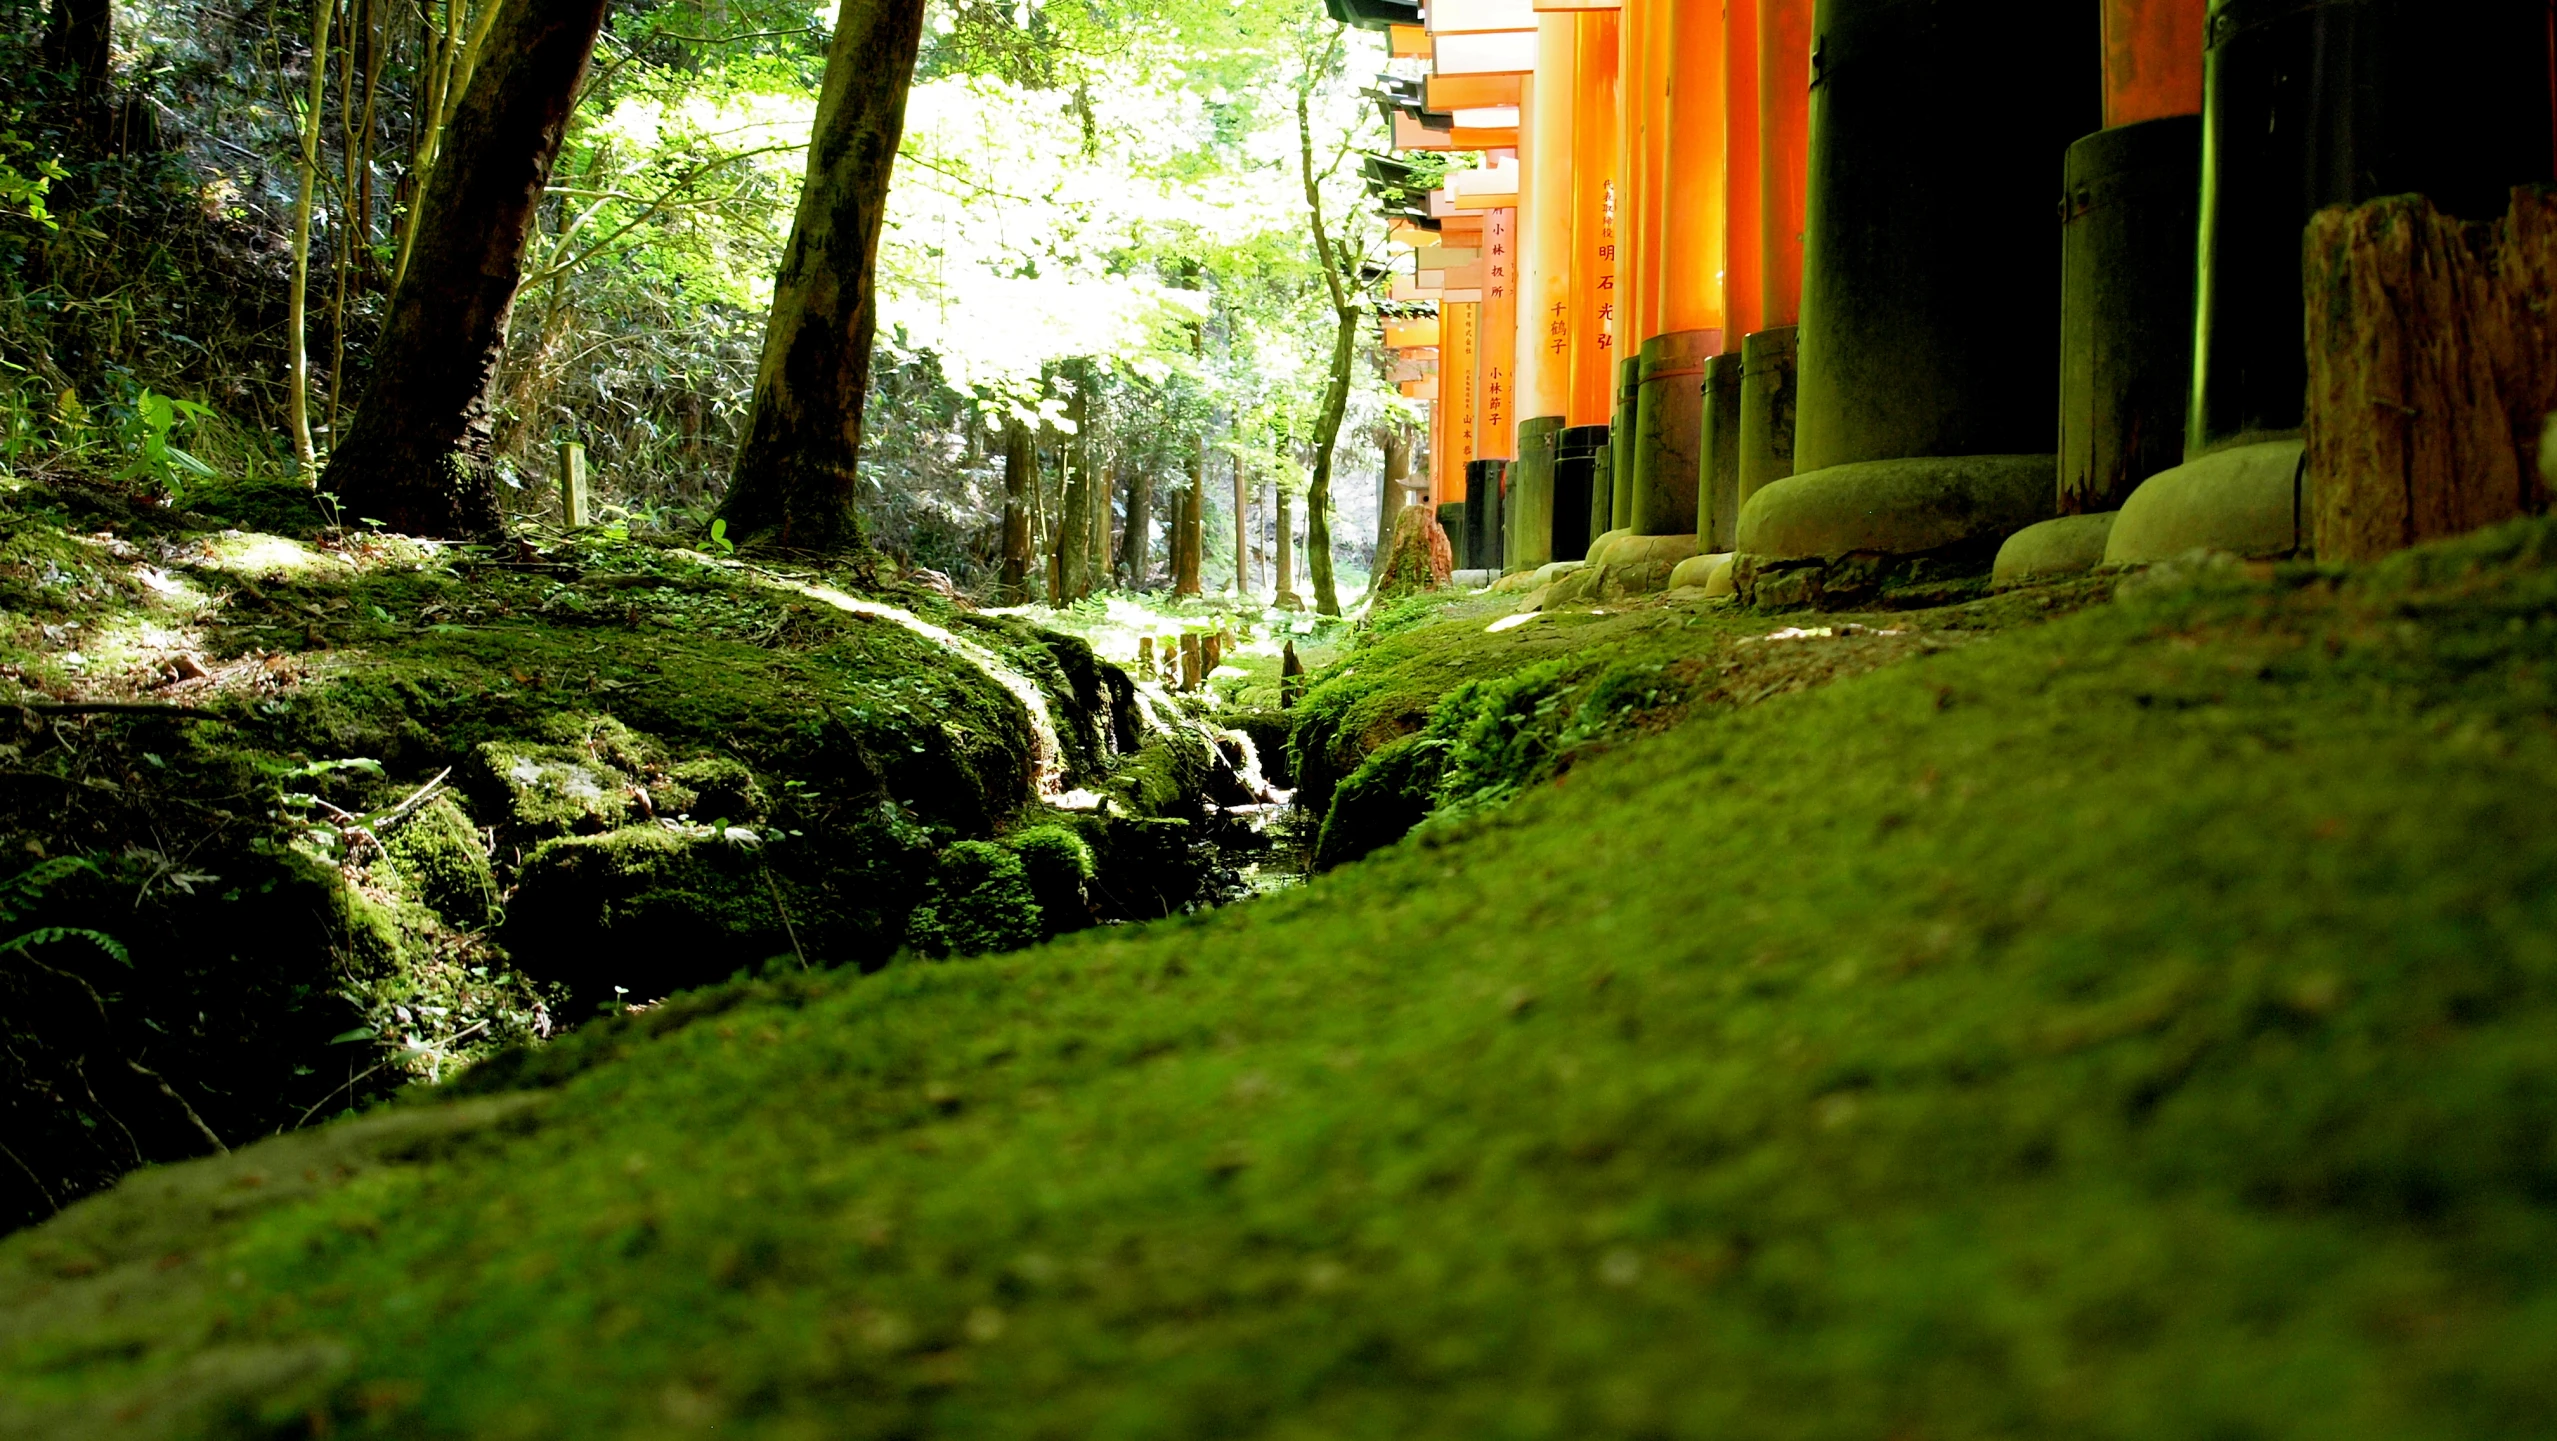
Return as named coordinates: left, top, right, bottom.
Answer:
left=0, top=473, right=1235, bottom=1230
left=10, top=518, right=2557, bottom=1437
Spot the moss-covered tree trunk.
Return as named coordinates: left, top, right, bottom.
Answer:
left=999, top=416, right=1035, bottom=601
left=323, top=0, right=610, bottom=537
left=713, top=0, right=929, bottom=553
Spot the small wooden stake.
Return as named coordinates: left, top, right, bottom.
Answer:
left=1180, top=633, right=1202, bottom=691
left=558, top=440, right=590, bottom=528
left=1138, top=635, right=1156, bottom=679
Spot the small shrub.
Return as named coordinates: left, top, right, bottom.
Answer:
left=905, top=842, right=1043, bottom=959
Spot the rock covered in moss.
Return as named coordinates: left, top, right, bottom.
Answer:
left=905, top=841, right=1044, bottom=958
left=380, top=793, right=495, bottom=929
left=1313, top=733, right=1445, bottom=871
left=1005, top=824, right=1093, bottom=936
left=503, top=825, right=786, bottom=1007
left=666, top=755, right=765, bottom=821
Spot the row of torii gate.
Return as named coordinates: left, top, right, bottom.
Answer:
left=1343, top=0, right=2557, bottom=603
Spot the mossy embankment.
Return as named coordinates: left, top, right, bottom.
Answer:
left=1290, top=581, right=2107, bottom=868
left=13, top=520, right=2557, bottom=1437
left=0, top=475, right=1240, bottom=1229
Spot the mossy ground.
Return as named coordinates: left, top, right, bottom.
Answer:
left=11, top=519, right=2557, bottom=1437
left=0, top=475, right=1221, bottom=1228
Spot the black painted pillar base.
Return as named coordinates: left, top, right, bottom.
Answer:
left=1631, top=330, right=1716, bottom=537
left=1553, top=423, right=1608, bottom=561
left=1737, top=326, right=1798, bottom=515
left=2060, top=115, right=2200, bottom=514
left=1699, top=352, right=1744, bottom=551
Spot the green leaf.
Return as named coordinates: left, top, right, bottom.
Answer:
left=0, top=926, right=130, bottom=966
left=329, top=1027, right=377, bottom=1044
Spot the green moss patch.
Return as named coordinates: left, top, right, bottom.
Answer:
left=14, top=521, right=2557, bottom=1436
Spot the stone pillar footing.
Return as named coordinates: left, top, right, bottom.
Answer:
left=1993, top=512, right=2119, bottom=588
left=2103, top=439, right=2304, bottom=566
left=1732, top=453, right=2057, bottom=608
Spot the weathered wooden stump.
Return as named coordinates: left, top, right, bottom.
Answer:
left=1179, top=633, right=1202, bottom=691
left=2305, top=189, right=2557, bottom=561
left=1371, top=502, right=1454, bottom=598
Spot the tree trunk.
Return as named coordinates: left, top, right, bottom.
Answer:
left=1305, top=304, right=1357, bottom=615
left=1175, top=437, right=1205, bottom=596
left=44, top=0, right=113, bottom=132
left=1117, top=460, right=1154, bottom=588
left=323, top=0, right=610, bottom=537
left=1274, top=486, right=1301, bottom=609
left=286, top=0, right=336, bottom=473
left=1089, top=458, right=1114, bottom=592
left=2304, top=191, right=2557, bottom=562
left=999, top=416, right=1035, bottom=601
left=1376, top=424, right=1412, bottom=561
left=1295, top=30, right=1359, bottom=616
left=712, top=0, right=929, bottom=552
left=1232, top=456, right=1249, bottom=596
left=1056, top=366, right=1093, bottom=599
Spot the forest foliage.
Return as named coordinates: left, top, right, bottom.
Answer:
left=0, top=0, right=1415, bottom=588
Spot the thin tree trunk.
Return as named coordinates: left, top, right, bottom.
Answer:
left=1233, top=455, right=1249, bottom=595
left=327, top=0, right=362, bottom=444
left=44, top=0, right=113, bottom=136
left=1296, top=29, right=1359, bottom=616
left=999, top=416, right=1035, bottom=601
left=1304, top=305, right=1356, bottom=614
left=322, top=0, right=611, bottom=536
left=1088, top=456, right=1113, bottom=591
left=1275, top=486, right=1301, bottom=609
left=713, top=0, right=929, bottom=552
left=1117, top=459, right=1153, bottom=589
left=1038, top=409, right=1060, bottom=604
left=287, top=0, right=337, bottom=473
left=1175, top=436, right=1205, bottom=596
left=1057, top=364, right=1093, bottom=598
left=354, top=0, right=386, bottom=291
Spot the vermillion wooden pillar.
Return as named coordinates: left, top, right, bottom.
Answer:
left=1443, top=300, right=1481, bottom=561
left=1722, top=0, right=1764, bottom=344
left=1731, top=0, right=2095, bottom=604
left=1628, top=0, right=1723, bottom=539
left=1609, top=0, right=1664, bottom=527
left=1735, top=0, right=1812, bottom=517
left=1520, top=26, right=1575, bottom=425
left=1757, top=0, right=1811, bottom=329
left=1514, top=19, right=1575, bottom=572
left=2101, top=0, right=2557, bottom=569
left=2102, top=0, right=2205, bottom=129
left=1700, top=0, right=1762, bottom=551
left=1567, top=9, right=1620, bottom=429
left=1792, top=0, right=2095, bottom=474
left=1482, top=207, right=1526, bottom=569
